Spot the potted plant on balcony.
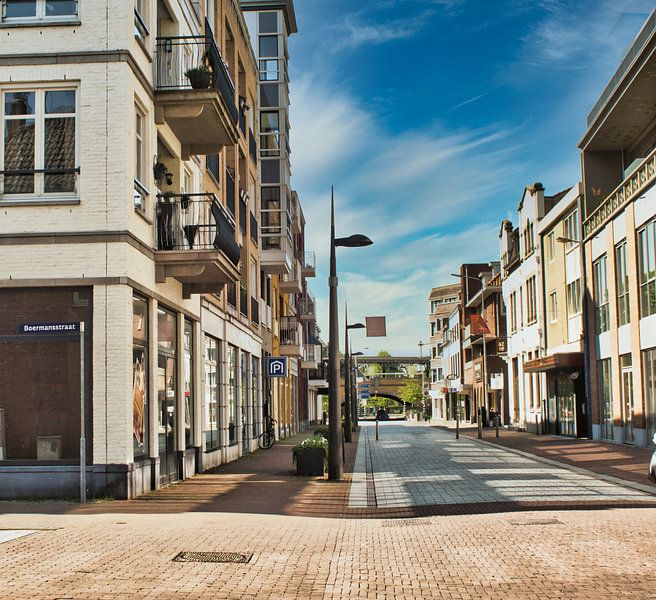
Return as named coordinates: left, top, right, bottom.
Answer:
left=292, top=435, right=328, bottom=476
left=186, top=64, right=213, bottom=89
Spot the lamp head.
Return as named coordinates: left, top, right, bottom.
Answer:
left=334, top=234, right=373, bottom=248
left=347, top=322, right=365, bottom=330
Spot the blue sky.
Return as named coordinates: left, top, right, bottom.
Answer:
left=287, top=0, right=654, bottom=355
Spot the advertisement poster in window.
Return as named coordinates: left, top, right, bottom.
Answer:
left=133, top=348, right=146, bottom=446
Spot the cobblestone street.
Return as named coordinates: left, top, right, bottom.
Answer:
left=1, top=423, right=655, bottom=599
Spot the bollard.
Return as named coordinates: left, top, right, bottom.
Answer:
left=376, top=419, right=379, bottom=441
left=456, top=413, right=459, bottom=440
left=535, top=414, right=539, bottom=435
left=495, top=416, right=500, bottom=438
left=477, top=406, right=483, bottom=439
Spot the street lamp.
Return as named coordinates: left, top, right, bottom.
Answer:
left=344, top=311, right=365, bottom=442
left=328, top=187, right=373, bottom=480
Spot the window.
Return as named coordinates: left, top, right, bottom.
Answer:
left=251, top=356, right=260, bottom=437
left=638, top=220, right=656, bottom=318
left=134, top=0, right=148, bottom=39
left=2, top=0, right=77, bottom=22
left=259, top=35, right=278, bottom=58
left=563, top=210, right=579, bottom=251
left=524, top=221, right=534, bottom=257
left=134, top=104, right=147, bottom=209
left=548, top=291, right=558, bottom=324
left=261, top=159, right=280, bottom=184
left=228, top=345, right=238, bottom=445
left=526, top=276, right=537, bottom=324
left=184, top=320, right=194, bottom=449
left=546, top=232, right=555, bottom=263
left=133, top=295, right=149, bottom=459
left=206, top=153, right=220, bottom=183
left=593, top=255, right=610, bottom=333
left=1, top=88, right=77, bottom=198
left=566, top=279, right=582, bottom=316
left=259, top=11, right=278, bottom=33
left=642, top=348, right=656, bottom=441
left=510, top=292, right=517, bottom=333
left=430, top=321, right=438, bottom=336
left=615, top=240, right=630, bottom=326
left=204, top=336, right=220, bottom=451
left=260, top=111, right=280, bottom=156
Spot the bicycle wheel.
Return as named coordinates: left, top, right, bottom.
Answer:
left=258, top=430, right=275, bottom=449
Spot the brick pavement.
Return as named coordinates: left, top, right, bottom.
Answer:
left=2, top=424, right=656, bottom=598
left=449, top=424, right=656, bottom=487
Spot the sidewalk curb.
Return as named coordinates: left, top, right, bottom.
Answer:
left=464, top=434, right=656, bottom=498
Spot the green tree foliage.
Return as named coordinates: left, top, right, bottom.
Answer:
left=399, top=381, right=424, bottom=408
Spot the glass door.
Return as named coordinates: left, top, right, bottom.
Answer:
left=157, top=308, right=178, bottom=483
left=621, top=355, right=634, bottom=443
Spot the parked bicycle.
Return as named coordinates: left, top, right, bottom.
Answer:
left=258, top=416, right=277, bottom=449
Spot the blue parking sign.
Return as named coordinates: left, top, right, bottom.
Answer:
left=267, top=356, right=288, bottom=377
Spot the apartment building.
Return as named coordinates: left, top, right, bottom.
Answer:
left=0, top=0, right=274, bottom=499
left=427, top=283, right=459, bottom=419
left=526, top=184, right=588, bottom=437
left=442, top=305, right=462, bottom=421
left=461, top=265, right=508, bottom=426
left=499, top=184, right=571, bottom=432
left=580, top=10, right=656, bottom=447
left=241, top=0, right=319, bottom=439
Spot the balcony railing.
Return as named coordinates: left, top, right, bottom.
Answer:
left=156, top=192, right=237, bottom=258
left=280, top=316, right=301, bottom=346
left=301, top=251, right=316, bottom=277
left=298, top=295, right=315, bottom=321
left=155, top=22, right=238, bottom=124
left=583, top=146, right=656, bottom=240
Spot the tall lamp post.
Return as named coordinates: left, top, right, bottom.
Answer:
left=328, top=187, right=373, bottom=480
left=344, top=308, right=365, bottom=443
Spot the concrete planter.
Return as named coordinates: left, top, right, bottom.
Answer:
left=295, top=447, right=325, bottom=476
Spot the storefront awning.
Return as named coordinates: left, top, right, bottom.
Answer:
left=524, top=353, right=584, bottom=373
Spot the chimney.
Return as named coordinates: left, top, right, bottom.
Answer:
left=533, top=181, right=546, bottom=219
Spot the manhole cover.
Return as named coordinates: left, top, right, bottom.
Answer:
left=381, top=519, right=432, bottom=528
left=173, top=551, right=253, bottom=564
left=508, top=518, right=563, bottom=526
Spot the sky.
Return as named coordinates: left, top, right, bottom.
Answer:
left=286, top=0, right=654, bottom=356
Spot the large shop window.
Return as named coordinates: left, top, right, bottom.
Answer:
left=228, top=345, right=238, bottom=445
left=638, top=220, right=656, bottom=318
left=184, top=320, right=194, bottom=449
left=241, top=352, right=250, bottom=448
left=0, top=287, right=92, bottom=462
left=2, top=0, right=78, bottom=23
left=1, top=88, right=78, bottom=199
left=204, top=336, right=220, bottom=451
left=642, top=348, right=656, bottom=442
left=598, top=358, right=613, bottom=440
left=252, top=357, right=260, bottom=437
left=133, top=295, right=149, bottom=459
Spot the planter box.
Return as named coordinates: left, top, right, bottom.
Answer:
left=295, top=447, right=325, bottom=476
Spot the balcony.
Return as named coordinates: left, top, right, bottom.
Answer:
left=301, top=344, right=320, bottom=370
left=583, top=146, right=656, bottom=240
left=154, top=22, right=239, bottom=159
left=301, top=251, right=316, bottom=278
left=260, top=235, right=294, bottom=275
left=298, top=294, right=316, bottom=323
left=279, top=260, right=302, bottom=294
left=155, top=193, right=240, bottom=298
left=279, top=317, right=302, bottom=357
left=291, top=192, right=302, bottom=234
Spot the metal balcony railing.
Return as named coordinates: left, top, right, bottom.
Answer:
left=302, top=251, right=315, bottom=272
left=155, top=21, right=238, bottom=123
left=304, top=344, right=320, bottom=363
left=156, top=192, right=238, bottom=261
left=299, top=296, right=315, bottom=319
left=280, top=260, right=300, bottom=286
left=280, top=316, right=300, bottom=346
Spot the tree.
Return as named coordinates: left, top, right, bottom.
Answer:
left=373, top=350, right=402, bottom=374
left=399, top=381, right=424, bottom=408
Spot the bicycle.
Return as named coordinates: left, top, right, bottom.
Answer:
left=258, top=416, right=277, bottom=449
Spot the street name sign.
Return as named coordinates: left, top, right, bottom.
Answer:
left=19, top=323, right=79, bottom=334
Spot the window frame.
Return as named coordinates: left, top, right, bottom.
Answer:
left=566, top=278, right=582, bottom=317
left=133, top=101, right=149, bottom=211
left=638, top=219, right=656, bottom=319
left=615, top=239, right=630, bottom=326
left=2, top=0, right=78, bottom=24
left=1, top=84, right=79, bottom=202
left=593, top=255, right=610, bottom=334
left=563, top=209, right=580, bottom=253
left=548, top=290, right=558, bottom=324
left=526, top=276, right=537, bottom=325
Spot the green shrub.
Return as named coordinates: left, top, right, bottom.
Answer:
left=292, top=436, right=328, bottom=464
left=313, top=426, right=329, bottom=440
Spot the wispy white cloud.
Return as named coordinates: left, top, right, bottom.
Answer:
left=335, top=11, right=434, bottom=50
left=449, top=93, right=489, bottom=111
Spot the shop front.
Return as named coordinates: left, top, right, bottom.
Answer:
left=524, top=353, right=587, bottom=438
